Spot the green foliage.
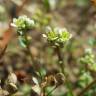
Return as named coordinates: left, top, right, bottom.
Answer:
left=78, top=73, right=96, bottom=96
left=78, top=71, right=93, bottom=88
left=88, top=37, right=96, bottom=46
left=78, top=48, right=96, bottom=96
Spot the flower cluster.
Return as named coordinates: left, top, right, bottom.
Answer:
left=80, top=48, right=96, bottom=71
left=11, top=15, right=35, bottom=47
left=43, top=26, right=72, bottom=46
left=11, top=15, right=35, bottom=34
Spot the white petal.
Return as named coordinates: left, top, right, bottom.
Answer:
left=42, top=34, right=47, bottom=38
left=10, top=23, right=17, bottom=27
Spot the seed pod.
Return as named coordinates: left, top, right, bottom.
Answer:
left=55, top=73, right=65, bottom=85
left=5, top=73, right=18, bottom=93
left=45, top=75, right=57, bottom=86
left=6, top=83, right=18, bottom=93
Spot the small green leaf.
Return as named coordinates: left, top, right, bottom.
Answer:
left=18, top=37, right=27, bottom=48
left=43, top=0, right=50, bottom=11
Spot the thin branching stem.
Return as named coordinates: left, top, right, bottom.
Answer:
left=24, top=34, right=42, bottom=80
left=55, top=46, right=65, bottom=74
left=54, top=45, right=74, bottom=96
left=78, top=79, right=96, bottom=96
left=46, top=85, right=59, bottom=96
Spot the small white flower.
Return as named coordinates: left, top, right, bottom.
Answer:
left=10, top=23, right=17, bottom=27
left=32, top=77, right=39, bottom=85
left=54, top=27, right=67, bottom=35
left=28, top=19, right=35, bottom=25
left=42, top=34, right=47, bottom=38
left=59, top=28, right=67, bottom=34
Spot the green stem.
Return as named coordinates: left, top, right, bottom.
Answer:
left=55, top=46, right=65, bottom=74
left=55, top=46, right=74, bottom=96
left=26, top=45, right=34, bottom=64
left=24, top=34, right=42, bottom=79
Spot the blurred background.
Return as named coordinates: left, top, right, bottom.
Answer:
left=0, top=0, right=96, bottom=96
